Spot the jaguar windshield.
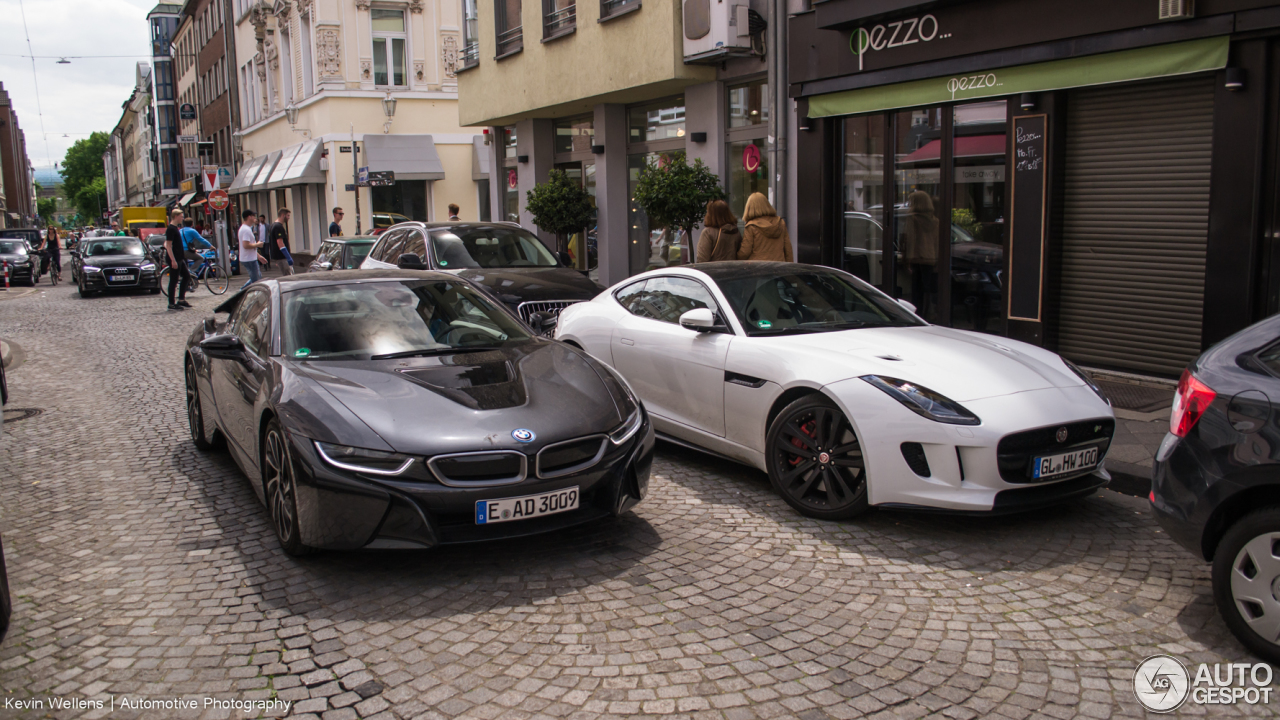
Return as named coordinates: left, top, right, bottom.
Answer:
left=282, top=279, right=533, bottom=361
left=717, top=269, right=925, bottom=336
left=84, top=240, right=146, bottom=257
left=430, top=226, right=559, bottom=269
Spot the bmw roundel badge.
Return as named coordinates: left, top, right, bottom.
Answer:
left=512, top=428, right=536, bottom=443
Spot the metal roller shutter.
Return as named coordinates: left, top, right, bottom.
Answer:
left=1058, top=75, right=1214, bottom=376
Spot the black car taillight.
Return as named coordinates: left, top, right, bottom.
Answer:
left=1170, top=369, right=1216, bottom=438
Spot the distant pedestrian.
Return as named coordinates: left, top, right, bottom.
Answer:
left=110, top=221, right=123, bottom=236
left=447, top=203, right=461, bottom=221
left=165, top=209, right=192, bottom=310
left=270, top=208, right=295, bottom=276
left=256, top=215, right=272, bottom=271
left=238, top=210, right=264, bottom=289
left=695, top=199, right=741, bottom=263
left=738, top=193, right=793, bottom=263
left=329, top=207, right=343, bottom=237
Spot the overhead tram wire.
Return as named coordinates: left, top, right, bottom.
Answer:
left=17, top=0, right=54, bottom=169
left=0, top=54, right=152, bottom=59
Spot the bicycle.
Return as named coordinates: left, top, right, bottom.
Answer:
left=159, top=250, right=229, bottom=295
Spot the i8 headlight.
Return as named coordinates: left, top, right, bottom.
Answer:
left=314, top=441, right=414, bottom=476
left=862, top=375, right=980, bottom=426
left=1061, top=358, right=1110, bottom=406
left=610, top=407, right=643, bottom=445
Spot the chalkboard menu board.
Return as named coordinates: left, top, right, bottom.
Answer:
left=1007, top=114, right=1048, bottom=322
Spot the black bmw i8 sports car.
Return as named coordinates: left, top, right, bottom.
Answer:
left=183, top=269, right=653, bottom=555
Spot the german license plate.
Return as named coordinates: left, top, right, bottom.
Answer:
left=1032, top=447, right=1100, bottom=479
left=475, top=487, right=579, bottom=525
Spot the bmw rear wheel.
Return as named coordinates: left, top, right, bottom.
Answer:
left=766, top=395, right=869, bottom=520
left=185, top=362, right=213, bottom=450
left=1213, top=508, right=1280, bottom=664
left=263, top=419, right=312, bottom=556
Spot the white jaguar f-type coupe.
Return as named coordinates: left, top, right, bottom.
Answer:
left=555, top=262, right=1115, bottom=519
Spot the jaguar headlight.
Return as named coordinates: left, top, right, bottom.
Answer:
left=1062, top=358, right=1110, bottom=406
left=314, top=441, right=414, bottom=476
left=862, top=375, right=980, bottom=426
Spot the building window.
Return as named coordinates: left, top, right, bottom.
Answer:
left=300, top=13, right=314, bottom=96
left=726, top=79, right=768, bottom=222
left=495, top=0, right=522, bottom=57
left=501, top=125, right=519, bottom=221
left=462, top=0, right=480, bottom=68
left=477, top=179, right=491, bottom=221
left=628, top=97, right=685, bottom=143
left=728, top=79, right=767, bottom=128
left=543, top=0, right=574, bottom=39
left=600, top=0, right=638, bottom=20
left=554, top=115, right=593, bottom=155
left=371, top=8, right=407, bottom=87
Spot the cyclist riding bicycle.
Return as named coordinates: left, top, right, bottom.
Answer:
left=41, top=227, right=62, bottom=283
left=181, top=219, right=212, bottom=293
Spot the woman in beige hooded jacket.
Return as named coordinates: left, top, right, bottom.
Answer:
left=738, top=192, right=794, bottom=262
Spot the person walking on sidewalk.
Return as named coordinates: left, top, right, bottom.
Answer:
left=695, top=200, right=741, bottom=263
left=164, top=209, right=192, bottom=310
left=737, top=193, right=794, bottom=263
left=328, top=207, right=343, bottom=237
left=270, top=208, right=295, bottom=276
left=238, top=210, right=265, bottom=289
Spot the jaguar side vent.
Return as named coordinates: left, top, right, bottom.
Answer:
left=900, top=443, right=930, bottom=477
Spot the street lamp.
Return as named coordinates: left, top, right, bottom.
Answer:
left=285, top=104, right=299, bottom=126
left=382, top=93, right=397, bottom=134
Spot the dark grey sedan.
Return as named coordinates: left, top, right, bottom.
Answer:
left=183, top=269, right=653, bottom=555
left=0, top=239, right=38, bottom=286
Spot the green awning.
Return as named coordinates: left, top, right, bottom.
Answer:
left=808, top=36, right=1229, bottom=118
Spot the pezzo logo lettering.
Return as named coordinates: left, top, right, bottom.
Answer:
left=947, top=73, right=1000, bottom=98
left=850, top=14, right=944, bottom=71
left=512, top=428, right=536, bottom=443
left=1134, top=655, right=1191, bottom=712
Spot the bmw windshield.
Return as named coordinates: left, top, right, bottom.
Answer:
left=282, top=279, right=533, bottom=361
left=717, top=269, right=925, bottom=336
left=430, top=227, right=559, bottom=269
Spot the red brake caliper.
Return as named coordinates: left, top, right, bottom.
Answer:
left=788, top=418, right=817, bottom=466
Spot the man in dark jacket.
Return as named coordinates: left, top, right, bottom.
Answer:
left=270, top=208, right=295, bottom=276
left=165, top=209, right=192, bottom=310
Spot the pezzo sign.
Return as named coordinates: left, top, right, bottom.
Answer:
left=850, top=14, right=949, bottom=71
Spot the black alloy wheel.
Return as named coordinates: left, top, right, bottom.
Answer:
left=1213, top=508, right=1280, bottom=664
left=262, top=418, right=311, bottom=556
left=766, top=394, right=869, bottom=520
left=77, top=274, right=94, bottom=298
left=185, top=362, right=213, bottom=450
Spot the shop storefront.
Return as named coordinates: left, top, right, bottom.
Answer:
left=789, top=0, right=1280, bottom=376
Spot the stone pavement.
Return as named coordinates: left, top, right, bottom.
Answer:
left=0, top=282, right=1274, bottom=719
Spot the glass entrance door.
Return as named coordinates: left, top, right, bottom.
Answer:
left=950, top=101, right=1008, bottom=334
left=554, top=160, right=598, bottom=278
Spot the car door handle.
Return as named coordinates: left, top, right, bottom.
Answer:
left=620, top=338, right=634, bottom=346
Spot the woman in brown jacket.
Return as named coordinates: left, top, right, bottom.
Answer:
left=738, top=192, right=794, bottom=262
left=695, top=199, right=741, bottom=263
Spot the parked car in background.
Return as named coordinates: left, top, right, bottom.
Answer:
left=1151, top=314, right=1280, bottom=663
left=360, top=222, right=602, bottom=333
left=557, top=262, right=1116, bottom=520
left=0, top=238, right=38, bottom=286
left=69, top=237, right=162, bottom=297
left=309, top=237, right=375, bottom=272
left=370, top=212, right=411, bottom=235
left=183, top=271, right=653, bottom=555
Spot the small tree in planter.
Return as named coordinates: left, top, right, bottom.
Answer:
left=632, top=152, right=725, bottom=265
left=525, top=169, right=595, bottom=260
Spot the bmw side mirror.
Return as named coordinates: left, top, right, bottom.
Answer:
left=200, top=334, right=246, bottom=361
left=396, top=253, right=428, bottom=270
left=203, top=316, right=217, bottom=334
left=679, top=308, right=729, bottom=334
left=529, top=310, right=558, bottom=335
left=897, top=299, right=918, bottom=315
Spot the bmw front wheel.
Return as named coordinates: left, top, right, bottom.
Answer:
left=262, top=419, right=312, bottom=556
left=766, top=395, right=869, bottom=520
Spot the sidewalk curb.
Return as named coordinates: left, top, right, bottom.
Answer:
left=1, top=338, right=25, bottom=372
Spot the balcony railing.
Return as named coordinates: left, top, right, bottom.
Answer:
left=496, top=26, right=523, bottom=57
left=461, top=41, right=480, bottom=68
left=543, top=3, right=575, bottom=38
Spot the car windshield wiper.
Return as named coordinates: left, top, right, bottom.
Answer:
left=371, top=346, right=505, bottom=360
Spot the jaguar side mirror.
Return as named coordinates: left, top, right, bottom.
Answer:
left=897, top=299, right=918, bottom=315
left=529, top=310, right=558, bottom=336
left=679, top=308, right=729, bottom=334
left=396, top=253, right=428, bottom=270
left=200, top=334, right=246, bottom=362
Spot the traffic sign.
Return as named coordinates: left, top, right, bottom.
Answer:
left=358, top=166, right=369, bottom=183
left=208, top=189, right=230, bottom=211
left=177, top=134, right=198, bottom=144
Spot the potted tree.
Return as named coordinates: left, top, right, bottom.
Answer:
left=525, top=169, right=595, bottom=267
left=632, top=152, right=725, bottom=266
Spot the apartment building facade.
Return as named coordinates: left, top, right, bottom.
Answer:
left=225, top=0, right=482, bottom=253
left=0, top=82, right=36, bottom=228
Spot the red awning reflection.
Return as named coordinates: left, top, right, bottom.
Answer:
left=902, top=134, right=1006, bottom=163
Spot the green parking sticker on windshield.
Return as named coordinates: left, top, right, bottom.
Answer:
left=757, top=320, right=772, bottom=329
left=294, top=348, right=311, bottom=357
left=439, top=260, right=448, bottom=266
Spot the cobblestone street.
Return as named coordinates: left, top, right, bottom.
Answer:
left=0, top=282, right=1274, bottom=719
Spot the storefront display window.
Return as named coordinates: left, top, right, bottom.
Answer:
left=894, top=107, right=944, bottom=323
left=372, top=179, right=427, bottom=222
left=627, top=150, right=684, bottom=275
left=950, top=101, right=1007, bottom=334
left=841, top=115, right=885, bottom=287
left=728, top=80, right=768, bottom=129
left=554, top=115, right=594, bottom=154
left=628, top=98, right=686, bottom=143
left=727, top=138, right=767, bottom=224
left=502, top=125, right=518, bottom=160
left=504, top=168, right=519, bottom=222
